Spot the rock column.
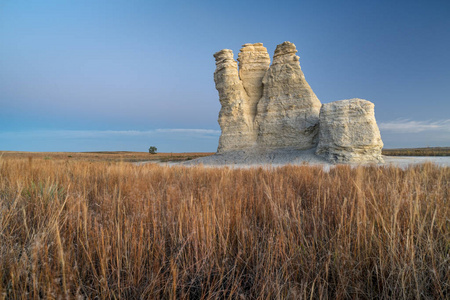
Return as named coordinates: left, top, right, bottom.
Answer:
left=255, top=41, right=322, bottom=149
left=213, top=49, right=254, bottom=152
left=237, top=43, right=271, bottom=123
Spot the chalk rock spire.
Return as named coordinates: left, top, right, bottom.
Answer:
left=213, top=49, right=255, bottom=152
left=255, top=41, right=322, bottom=149
left=237, top=43, right=270, bottom=122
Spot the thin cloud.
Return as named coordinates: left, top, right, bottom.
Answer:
left=155, top=129, right=220, bottom=134
left=379, top=119, right=450, bottom=133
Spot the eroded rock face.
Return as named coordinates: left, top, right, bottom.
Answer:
left=237, top=43, right=271, bottom=122
left=316, top=99, right=384, bottom=163
left=213, top=49, right=255, bottom=152
left=255, top=41, right=322, bottom=149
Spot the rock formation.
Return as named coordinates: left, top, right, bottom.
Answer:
left=213, top=41, right=321, bottom=153
left=237, top=43, right=270, bottom=122
left=213, top=49, right=255, bottom=152
left=255, top=41, right=322, bottom=149
left=212, top=42, right=384, bottom=164
left=315, top=99, right=384, bottom=163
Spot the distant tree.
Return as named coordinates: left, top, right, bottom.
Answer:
left=148, top=146, right=157, bottom=154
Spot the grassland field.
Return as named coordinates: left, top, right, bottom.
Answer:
left=0, top=150, right=448, bottom=299
left=1, top=147, right=448, bottom=165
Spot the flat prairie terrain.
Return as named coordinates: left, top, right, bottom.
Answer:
left=0, top=151, right=214, bottom=163
left=382, top=147, right=450, bottom=156
left=0, top=154, right=448, bottom=299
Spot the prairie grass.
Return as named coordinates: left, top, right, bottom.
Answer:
left=0, top=157, right=448, bottom=299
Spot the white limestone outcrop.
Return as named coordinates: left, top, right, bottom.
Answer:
left=316, top=99, right=384, bottom=163
left=213, top=49, right=255, bottom=152
left=212, top=42, right=384, bottom=164
left=255, top=41, right=322, bottom=149
left=237, top=43, right=271, bottom=122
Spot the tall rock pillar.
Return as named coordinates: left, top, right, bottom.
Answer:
left=255, top=41, right=322, bottom=149
left=213, top=49, right=254, bottom=152
left=237, top=43, right=271, bottom=123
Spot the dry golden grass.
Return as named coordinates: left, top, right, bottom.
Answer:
left=0, top=156, right=448, bottom=299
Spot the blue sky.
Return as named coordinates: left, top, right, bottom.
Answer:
left=1, top=0, right=449, bottom=152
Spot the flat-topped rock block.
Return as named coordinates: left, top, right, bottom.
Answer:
left=316, top=99, right=384, bottom=163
